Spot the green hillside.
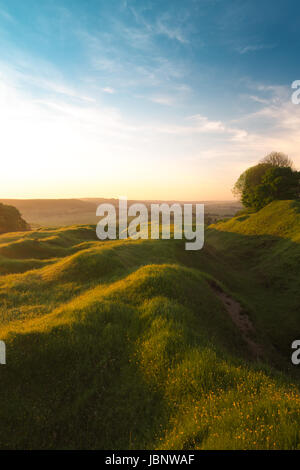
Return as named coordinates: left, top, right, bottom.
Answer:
left=206, top=200, right=300, bottom=360
left=212, top=200, right=300, bottom=239
left=0, top=201, right=299, bottom=449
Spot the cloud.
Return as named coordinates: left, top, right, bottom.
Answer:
left=187, top=114, right=226, bottom=132
left=30, top=77, right=95, bottom=102
left=182, top=114, right=248, bottom=141
left=102, top=87, right=115, bottom=94
left=218, top=86, right=300, bottom=167
left=248, top=95, right=270, bottom=105
left=0, top=7, right=14, bottom=23
left=237, top=44, right=275, bottom=54
left=125, top=6, right=189, bottom=45
left=155, top=19, right=188, bottom=44
left=150, top=95, right=174, bottom=106
left=0, top=61, right=95, bottom=103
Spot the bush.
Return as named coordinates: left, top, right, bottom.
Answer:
left=0, top=203, right=30, bottom=234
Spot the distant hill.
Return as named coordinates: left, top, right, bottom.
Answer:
left=0, top=199, right=97, bottom=227
left=0, top=202, right=29, bottom=234
left=0, top=198, right=242, bottom=227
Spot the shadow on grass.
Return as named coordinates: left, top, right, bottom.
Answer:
left=176, top=227, right=300, bottom=370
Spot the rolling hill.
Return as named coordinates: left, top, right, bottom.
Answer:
left=0, top=201, right=299, bottom=449
left=0, top=198, right=242, bottom=227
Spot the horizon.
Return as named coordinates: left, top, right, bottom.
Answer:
left=1, top=0, right=300, bottom=199
left=0, top=196, right=239, bottom=203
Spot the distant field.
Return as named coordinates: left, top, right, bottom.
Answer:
left=0, top=198, right=243, bottom=227
left=0, top=201, right=299, bottom=449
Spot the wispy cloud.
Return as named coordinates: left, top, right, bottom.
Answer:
left=248, top=95, right=270, bottom=105
left=126, top=5, right=189, bottom=45
left=150, top=95, right=175, bottom=106
left=187, top=114, right=226, bottom=132
left=101, top=87, right=115, bottom=94
left=0, top=6, right=14, bottom=23
left=236, top=43, right=275, bottom=54
left=156, top=18, right=188, bottom=44
left=0, top=60, right=95, bottom=103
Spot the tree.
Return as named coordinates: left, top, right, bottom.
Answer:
left=233, top=163, right=273, bottom=199
left=233, top=153, right=295, bottom=201
left=0, top=203, right=30, bottom=234
left=240, top=167, right=300, bottom=211
left=260, top=151, right=294, bottom=169
left=233, top=153, right=299, bottom=212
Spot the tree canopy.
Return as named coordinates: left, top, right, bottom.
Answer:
left=0, top=203, right=30, bottom=234
left=233, top=153, right=300, bottom=211
left=259, top=151, right=294, bottom=169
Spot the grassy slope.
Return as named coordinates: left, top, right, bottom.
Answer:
left=207, top=200, right=300, bottom=359
left=0, top=201, right=299, bottom=449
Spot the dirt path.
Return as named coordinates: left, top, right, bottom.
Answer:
left=209, top=281, right=264, bottom=359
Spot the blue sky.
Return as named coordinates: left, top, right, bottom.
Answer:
left=1, top=0, right=300, bottom=199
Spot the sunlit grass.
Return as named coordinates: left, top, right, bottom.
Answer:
left=0, top=202, right=299, bottom=449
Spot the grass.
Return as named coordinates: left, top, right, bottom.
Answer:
left=0, top=201, right=299, bottom=449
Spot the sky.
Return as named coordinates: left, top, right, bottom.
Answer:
left=1, top=0, right=300, bottom=200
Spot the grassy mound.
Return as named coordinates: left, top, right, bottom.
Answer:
left=199, top=201, right=300, bottom=360
left=0, top=263, right=299, bottom=450
left=212, top=200, right=300, bottom=240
